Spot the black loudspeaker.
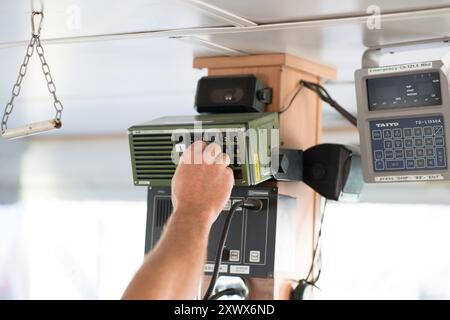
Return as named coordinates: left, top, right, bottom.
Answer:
left=194, top=75, right=272, bottom=113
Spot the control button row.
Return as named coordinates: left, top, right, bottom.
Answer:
left=382, top=136, right=444, bottom=149
left=375, top=156, right=446, bottom=171
left=376, top=147, right=444, bottom=160
left=372, top=125, right=444, bottom=141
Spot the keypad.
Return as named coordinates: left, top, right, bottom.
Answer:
left=370, top=116, right=447, bottom=172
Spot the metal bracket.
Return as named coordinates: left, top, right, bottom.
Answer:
left=271, top=148, right=303, bottom=181
left=362, top=36, right=450, bottom=68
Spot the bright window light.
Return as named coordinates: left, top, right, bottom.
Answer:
left=316, top=202, right=450, bottom=300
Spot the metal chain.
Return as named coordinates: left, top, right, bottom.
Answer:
left=1, top=11, right=63, bottom=134
left=35, top=37, right=64, bottom=121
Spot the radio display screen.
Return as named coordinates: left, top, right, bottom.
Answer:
left=367, top=72, right=442, bottom=110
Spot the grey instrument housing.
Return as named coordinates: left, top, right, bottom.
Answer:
left=355, top=58, right=450, bottom=183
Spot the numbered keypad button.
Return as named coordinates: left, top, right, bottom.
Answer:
left=383, top=129, right=392, bottom=139
left=424, top=126, right=433, bottom=136
left=393, top=129, right=402, bottom=138
left=384, top=140, right=393, bottom=149
left=405, top=149, right=414, bottom=158
left=414, top=127, right=423, bottom=136
left=414, top=138, right=423, bottom=147
left=374, top=150, right=383, bottom=160
left=403, top=128, right=413, bottom=137
left=385, top=150, right=394, bottom=159
left=415, top=158, right=425, bottom=168
left=426, top=158, right=436, bottom=168
left=435, top=136, right=444, bottom=146
left=434, top=126, right=443, bottom=136
left=372, top=130, right=382, bottom=140
left=415, top=148, right=425, bottom=157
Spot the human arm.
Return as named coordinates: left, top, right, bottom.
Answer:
left=122, top=141, right=233, bottom=299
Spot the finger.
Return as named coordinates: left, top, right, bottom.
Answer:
left=225, top=167, right=235, bottom=185
left=203, top=143, right=222, bottom=165
left=193, top=140, right=207, bottom=164
left=180, top=141, right=206, bottom=164
left=215, top=153, right=231, bottom=167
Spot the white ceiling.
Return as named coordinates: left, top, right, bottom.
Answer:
left=0, top=0, right=227, bottom=43
left=203, top=0, right=450, bottom=23
left=0, top=0, right=449, bottom=135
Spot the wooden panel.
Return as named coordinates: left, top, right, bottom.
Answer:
left=195, top=53, right=334, bottom=300
left=194, top=53, right=336, bottom=80
left=272, top=68, right=322, bottom=298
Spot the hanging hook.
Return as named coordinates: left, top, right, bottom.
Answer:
left=31, top=11, right=44, bottom=37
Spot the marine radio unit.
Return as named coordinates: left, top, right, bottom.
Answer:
left=128, top=112, right=279, bottom=187
left=145, top=186, right=296, bottom=278
left=355, top=59, right=450, bottom=183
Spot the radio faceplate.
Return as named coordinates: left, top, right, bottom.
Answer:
left=145, top=186, right=298, bottom=278
left=128, top=112, right=279, bottom=187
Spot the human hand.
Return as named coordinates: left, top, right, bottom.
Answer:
left=171, top=141, right=234, bottom=227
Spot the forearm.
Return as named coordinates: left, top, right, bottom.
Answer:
left=122, top=210, right=212, bottom=300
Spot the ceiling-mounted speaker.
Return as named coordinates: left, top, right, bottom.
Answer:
left=195, top=75, right=272, bottom=113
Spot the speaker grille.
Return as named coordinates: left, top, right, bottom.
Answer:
left=131, top=133, right=176, bottom=182
left=155, top=197, right=173, bottom=227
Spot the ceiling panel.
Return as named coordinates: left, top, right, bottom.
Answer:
left=202, top=0, right=450, bottom=23
left=195, top=10, right=450, bottom=81
left=0, top=0, right=228, bottom=44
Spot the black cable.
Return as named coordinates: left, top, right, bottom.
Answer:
left=301, top=81, right=358, bottom=127
left=278, top=82, right=305, bottom=114
left=295, top=199, right=327, bottom=295
left=291, top=201, right=327, bottom=300
left=278, top=80, right=357, bottom=127
left=209, top=288, right=245, bottom=300
left=305, top=200, right=326, bottom=283
left=203, top=198, right=263, bottom=300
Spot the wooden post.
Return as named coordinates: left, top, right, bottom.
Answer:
left=194, top=53, right=336, bottom=299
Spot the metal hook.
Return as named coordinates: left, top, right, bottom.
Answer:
left=31, top=11, right=44, bottom=37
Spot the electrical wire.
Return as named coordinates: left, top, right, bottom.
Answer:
left=278, top=82, right=305, bottom=114
left=302, top=81, right=357, bottom=127
left=296, top=198, right=327, bottom=297
left=278, top=80, right=357, bottom=128
left=305, top=200, right=326, bottom=283
left=209, top=288, right=245, bottom=300
left=203, top=198, right=263, bottom=300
